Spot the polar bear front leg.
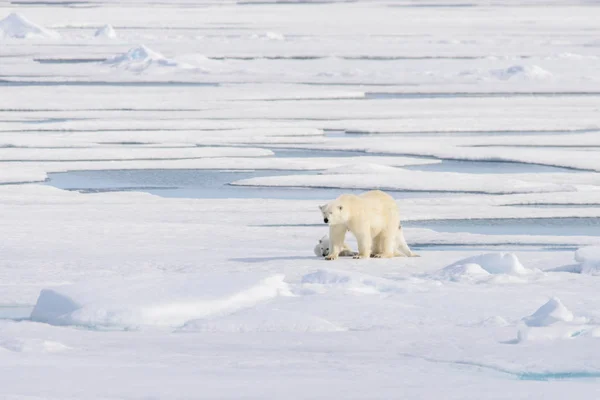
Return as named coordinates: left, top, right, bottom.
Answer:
left=325, top=225, right=347, bottom=260
left=353, top=229, right=372, bottom=259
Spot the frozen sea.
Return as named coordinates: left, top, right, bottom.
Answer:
left=1, top=0, right=600, bottom=399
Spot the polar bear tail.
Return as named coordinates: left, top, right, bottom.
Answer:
left=397, top=224, right=419, bottom=257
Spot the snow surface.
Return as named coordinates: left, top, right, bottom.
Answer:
left=2, top=0, right=600, bottom=398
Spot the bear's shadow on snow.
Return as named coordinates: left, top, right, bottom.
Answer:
left=231, top=256, right=318, bottom=263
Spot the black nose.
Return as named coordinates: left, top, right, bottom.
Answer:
left=324, top=218, right=329, bottom=223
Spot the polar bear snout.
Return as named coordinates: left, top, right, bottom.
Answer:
left=323, top=218, right=329, bottom=224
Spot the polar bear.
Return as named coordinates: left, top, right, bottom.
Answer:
left=314, top=235, right=357, bottom=257
left=319, top=190, right=406, bottom=260
left=314, top=226, right=417, bottom=259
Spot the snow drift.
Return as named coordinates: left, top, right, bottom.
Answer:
left=435, top=253, right=535, bottom=282
left=0, top=13, right=60, bottom=39
left=30, top=274, right=292, bottom=329
left=301, top=269, right=409, bottom=294
left=179, top=303, right=344, bottom=333
left=517, top=297, right=596, bottom=342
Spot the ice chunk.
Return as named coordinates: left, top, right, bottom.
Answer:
left=490, top=65, right=553, bottom=81
left=104, top=45, right=193, bottom=73
left=574, top=246, right=600, bottom=275
left=94, top=24, right=117, bottom=39
left=0, top=13, right=60, bottom=39
left=30, top=274, right=291, bottom=329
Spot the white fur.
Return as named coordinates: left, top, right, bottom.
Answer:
left=315, top=227, right=417, bottom=259
left=314, top=235, right=357, bottom=257
left=319, top=190, right=417, bottom=260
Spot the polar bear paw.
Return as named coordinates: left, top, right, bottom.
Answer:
left=372, top=253, right=394, bottom=259
left=353, top=253, right=370, bottom=259
left=325, top=254, right=338, bottom=261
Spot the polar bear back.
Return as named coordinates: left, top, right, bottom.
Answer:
left=355, top=190, right=399, bottom=234
left=332, top=190, right=399, bottom=236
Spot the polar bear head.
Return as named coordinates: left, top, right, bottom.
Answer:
left=313, top=235, right=331, bottom=257
left=319, top=200, right=348, bottom=225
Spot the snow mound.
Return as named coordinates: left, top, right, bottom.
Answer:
left=301, top=269, right=406, bottom=294
left=0, top=13, right=60, bottom=39
left=490, top=65, right=553, bottom=81
left=320, top=163, right=402, bottom=175
left=440, top=253, right=532, bottom=280
left=30, top=274, right=291, bottom=329
left=104, top=45, right=193, bottom=73
left=522, top=297, right=573, bottom=327
left=0, top=338, right=70, bottom=353
left=517, top=297, right=594, bottom=342
left=435, top=263, right=491, bottom=282
left=463, top=316, right=510, bottom=328
left=574, top=246, right=600, bottom=275
left=179, top=306, right=344, bottom=333
left=94, top=24, right=117, bottom=39
left=251, top=31, right=285, bottom=41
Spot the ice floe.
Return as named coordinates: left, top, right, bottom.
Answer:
left=231, top=169, right=576, bottom=195
left=319, top=163, right=407, bottom=175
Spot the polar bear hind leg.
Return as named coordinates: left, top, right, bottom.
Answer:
left=372, top=225, right=396, bottom=258
left=396, top=226, right=419, bottom=257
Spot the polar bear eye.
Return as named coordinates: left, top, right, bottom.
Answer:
left=338, top=206, right=343, bottom=210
